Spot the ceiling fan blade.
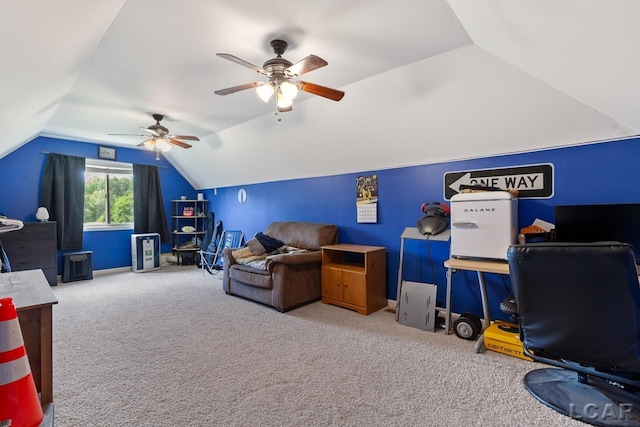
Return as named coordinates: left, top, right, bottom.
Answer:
left=140, top=127, right=160, bottom=136
left=296, top=81, right=345, bottom=101
left=216, top=53, right=268, bottom=75
left=137, top=139, right=153, bottom=147
left=215, top=82, right=260, bottom=96
left=109, top=133, right=148, bottom=137
left=169, top=139, right=192, bottom=149
left=287, top=55, right=328, bottom=77
left=171, top=135, right=200, bottom=141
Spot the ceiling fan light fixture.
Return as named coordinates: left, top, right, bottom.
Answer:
left=144, top=139, right=155, bottom=150
left=279, top=81, right=298, bottom=100
left=156, top=138, right=171, bottom=152
left=276, top=94, right=293, bottom=109
left=256, top=82, right=275, bottom=102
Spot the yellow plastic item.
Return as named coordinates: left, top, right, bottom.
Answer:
left=484, top=320, right=533, bottom=361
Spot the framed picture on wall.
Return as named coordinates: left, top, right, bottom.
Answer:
left=98, top=146, right=117, bottom=160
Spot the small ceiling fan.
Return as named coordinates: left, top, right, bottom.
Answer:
left=214, top=39, right=345, bottom=113
left=109, top=114, right=199, bottom=159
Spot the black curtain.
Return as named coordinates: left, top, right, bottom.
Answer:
left=133, top=164, right=170, bottom=243
left=39, top=153, right=86, bottom=250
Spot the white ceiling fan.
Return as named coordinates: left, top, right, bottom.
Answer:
left=109, top=114, right=200, bottom=159
left=214, top=39, right=345, bottom=114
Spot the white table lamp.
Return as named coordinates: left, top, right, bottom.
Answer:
left=36, top=207, right=49, bottom=221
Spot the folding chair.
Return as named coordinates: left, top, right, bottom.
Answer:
left=200, top=230, right=244, bottom=276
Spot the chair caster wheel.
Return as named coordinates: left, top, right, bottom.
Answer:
left=454, top=312, right=482, bottom=340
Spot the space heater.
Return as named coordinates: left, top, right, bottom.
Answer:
left=131, top=233, right=160, bottom=273
left=62, top=251, right=93, bottom=283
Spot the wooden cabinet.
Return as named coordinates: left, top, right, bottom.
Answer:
left=321, top=244, right=387, bottom=315
left=0, top=222, right=58, bottom=285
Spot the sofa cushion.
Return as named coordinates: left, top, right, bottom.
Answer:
left=264, top=222, right=338, bottom=250
left=246, top=238, right=266, bottom=255
left=229, top=264, right=273, bottom=289
left=245, top=233, right=285, bottom=256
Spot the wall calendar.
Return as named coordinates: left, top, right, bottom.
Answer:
left=356, top=175, right=378, bottom=224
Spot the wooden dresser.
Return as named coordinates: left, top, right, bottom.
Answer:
left=0, top=221, right=57, bottom=285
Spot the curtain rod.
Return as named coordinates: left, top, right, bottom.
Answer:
left=40, top=151, right=168, bottom=169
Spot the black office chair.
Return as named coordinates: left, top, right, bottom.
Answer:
left=507, top=242, right=640, bottom=426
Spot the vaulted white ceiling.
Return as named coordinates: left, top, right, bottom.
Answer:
left=2, top=1, right=638, bottom=189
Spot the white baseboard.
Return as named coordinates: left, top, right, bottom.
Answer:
left=92, top=266, right=131, bottom=276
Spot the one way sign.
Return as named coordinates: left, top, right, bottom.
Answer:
left=443, top=164, right=554, bottom=200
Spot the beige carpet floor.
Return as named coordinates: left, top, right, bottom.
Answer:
left=49, top=265, right=583, bottom=426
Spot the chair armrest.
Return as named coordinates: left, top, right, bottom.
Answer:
left=267, top=251, right=321, bottom=267
left=222, top=247, right=237, bottom=266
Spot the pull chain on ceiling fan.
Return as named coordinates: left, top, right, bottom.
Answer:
left=108, top=114, right=200, bottom=160
left=214, top=39, right=345, bottom=114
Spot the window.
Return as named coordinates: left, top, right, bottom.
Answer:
left=84, top=160, right=133, bottom=229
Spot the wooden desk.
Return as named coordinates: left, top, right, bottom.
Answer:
left=0, top=269, right=58, bottom=404
left=444, top=258, right=509, bottom=352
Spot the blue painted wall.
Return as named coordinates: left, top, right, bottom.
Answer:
left=0, top=136, right=198, bottom=272
left=203, top=136, right=640, bottom=321
left=1, top=135, right=638, bottom=319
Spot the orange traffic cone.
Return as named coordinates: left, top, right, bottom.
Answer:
left=0, top=297, right=43, bottom=427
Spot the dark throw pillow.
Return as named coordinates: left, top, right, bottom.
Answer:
left=255, top=232, right=284, bottom=253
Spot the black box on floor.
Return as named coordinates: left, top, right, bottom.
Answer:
left=178, top=251, right=196, bottom=265
left=62, top=251, right=93, bottom=282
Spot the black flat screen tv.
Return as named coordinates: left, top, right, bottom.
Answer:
left=554, top=203, right=640, bottom=261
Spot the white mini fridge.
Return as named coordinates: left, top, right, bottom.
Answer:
left=131, top=233, right=160, bottom=272
left=450, top=191, right=518, bottom=260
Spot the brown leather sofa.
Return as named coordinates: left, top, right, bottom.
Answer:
left=222, top=221, right=338, bottom=312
